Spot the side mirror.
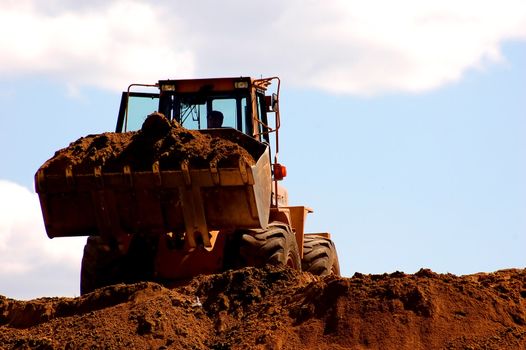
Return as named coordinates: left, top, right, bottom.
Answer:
left=265, top=93, right=279, bottom=112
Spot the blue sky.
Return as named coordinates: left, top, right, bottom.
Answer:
left=0, top=1, right=525, bottom=299
left=281, top=41, right=526, bottom=274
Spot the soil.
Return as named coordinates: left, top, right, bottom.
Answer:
left=40, top=112, right=255, bottom=175
left=1, top=266, right=525, bottom=350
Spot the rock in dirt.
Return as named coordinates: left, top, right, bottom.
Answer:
left=1, top=266, right=526, bottom=349
left=40, top=112, right=256, bottom=175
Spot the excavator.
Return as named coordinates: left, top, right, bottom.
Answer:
left=35, top=76, right=339, bottom=294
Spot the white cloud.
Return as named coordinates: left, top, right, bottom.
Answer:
left=203, top=0, right=526, bottom=95
left=0, top=180, right=85, bottom=297
left=0, top=1, right=195, bottom=91
left=0, top=1, right=525, bottom=95
left=303, top=0, right=526, bottom=94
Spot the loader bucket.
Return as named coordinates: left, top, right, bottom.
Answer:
left=35, top=128, right=271, bottom=248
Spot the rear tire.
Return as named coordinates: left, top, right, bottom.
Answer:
left=301, top=236, right=340, bottom=276
left=239, top=223, right=301, bottom=270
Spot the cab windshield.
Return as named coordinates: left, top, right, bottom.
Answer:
left=121, top=91, right=251, bottom=134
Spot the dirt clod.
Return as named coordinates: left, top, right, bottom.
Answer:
left=1, top=266, right=526, bottom=349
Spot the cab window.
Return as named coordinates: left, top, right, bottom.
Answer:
left=118, top=93, right=159, bottom=132
left=256, top=93, right=270, bottom=143
left=212, top=99, right=237, bottom=128
left=175, top=96, right=249, bottom=132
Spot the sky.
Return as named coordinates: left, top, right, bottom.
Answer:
left=0, top=0, right=525, bottom=300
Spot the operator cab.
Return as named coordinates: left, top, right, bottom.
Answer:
left=116, top=77, right=276, bottom=144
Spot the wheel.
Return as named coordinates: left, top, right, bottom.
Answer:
left=80, top=235, right=158, bottom=295
left=239, top=223, right=301, bottom=270
left=80, top=236, right=126, bottom=295
left=301, top=236, right=340, bottom=276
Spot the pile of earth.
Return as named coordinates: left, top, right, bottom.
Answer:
left=1, top=266, right=525, bottom=349
left=39, top=112, right=255, bottom=175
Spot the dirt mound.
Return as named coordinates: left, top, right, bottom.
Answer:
left=1, top=266, right=525, bottom=349
left=40, top=112, right=255, bottom=175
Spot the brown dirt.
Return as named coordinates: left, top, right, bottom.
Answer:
left=40, top=112, right=255, bottom=175
left=1, top=266, right=525, bottom=350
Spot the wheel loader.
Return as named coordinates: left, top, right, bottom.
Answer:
left=35, top=76, right=340, bottom=294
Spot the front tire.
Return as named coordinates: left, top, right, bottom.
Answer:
left=80, top=235, right=157, bottom=295
left=80, top=236, right=126, bottom=295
